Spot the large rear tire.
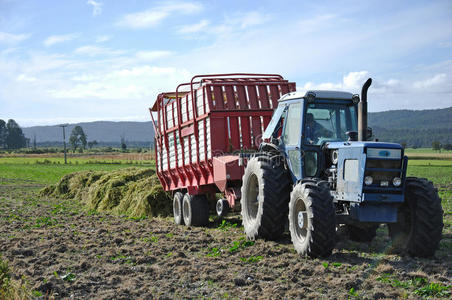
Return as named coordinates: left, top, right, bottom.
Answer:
left=288, top=180, right=336, bottom=258
left=388, top=177, right=443, bottom=257
left=241, top=155, right=291, bottom=240
left=173, top=192, right=184, bottom=225
left=182, top=194, right=210, bottom=227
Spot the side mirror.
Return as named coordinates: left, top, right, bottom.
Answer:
left=366, top=127, right=373, bottom=140
left=346, top=131, right=358, bottom=141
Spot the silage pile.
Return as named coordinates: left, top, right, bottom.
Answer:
left=40, top=168, right=171, bottom=218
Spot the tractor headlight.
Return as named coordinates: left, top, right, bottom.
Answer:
left=364, top=176, right=373, bottom=186
left=331, top=150, right=338, bottom=164
left=393, top=177, right=402, bottom=187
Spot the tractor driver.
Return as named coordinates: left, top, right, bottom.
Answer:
left=305, top=113, right=333, bottom=144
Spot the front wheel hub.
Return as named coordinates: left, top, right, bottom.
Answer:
left=298, top=211, right=304, bottom=229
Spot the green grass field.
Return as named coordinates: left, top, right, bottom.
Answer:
left=407, top=159, right=452, bottom=215
left=1, top=153, right=451, bottom=213
left=405, top=148, right=452, bottom=154
left=405, top=148, right=452, bottom=160
left=0, top=156, right=154, bottom=184
left=0, top=156, right=154, bottom=165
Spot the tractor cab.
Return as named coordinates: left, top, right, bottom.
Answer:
left=262, top=90, right=362, bottom=181
left=262, top=87, right=409, bottom=223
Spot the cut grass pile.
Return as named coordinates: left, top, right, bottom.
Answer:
left=40, top=168, right=171, bottom=218
left=0, top=256, right=30, bottom=299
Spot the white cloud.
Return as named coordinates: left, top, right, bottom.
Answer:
left=236, top=11, right=271, bottom=29
left=296, top=71, right=452, bottom=111
left=297, top=14, right=337, bottom=34
left=343, top=71, right=370, bottom=90
left=48, top=65, right=191, bottom=100
left=87, top=0, right=102, bottom=16
left=135, top=50, right=172, bottom=61
left=16, top=74, right=37, bottom=82
left=177, top=20, right=209, bottom=34
left=118, top=10, right=167, bottom=29
left=300, top=71, right=370, bottom=91
left=412, top=73, right=447, bottom=89
left=74, top=45, right=124, bottom=56
left=95, top=35, right=112, bottom=43
left=176, top=11, right=271, bottom=38
left=117, top=2, right=203, bottom=29
left=43, top=34, right=78, bottom=47
left=0, top=32, right=30, bottom=44
left=71, top=74, right=98, bottom=82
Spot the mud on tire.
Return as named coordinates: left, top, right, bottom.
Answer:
left=388, top=177, right=443, bottom=257
left=288, top=179, right=336, bottom=258
left=241, top=155, right=291, bottom=240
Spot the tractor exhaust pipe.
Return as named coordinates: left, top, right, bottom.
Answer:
left=358, top=78, right=372, bottom=141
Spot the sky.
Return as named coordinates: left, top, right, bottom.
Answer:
left=0, top=0, right=451, bottom=127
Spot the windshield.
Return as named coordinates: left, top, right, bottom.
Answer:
left=304, top=102, right=357, bottom=145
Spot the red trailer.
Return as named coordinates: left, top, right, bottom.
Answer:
left=150, top=74, right=296, bottom=225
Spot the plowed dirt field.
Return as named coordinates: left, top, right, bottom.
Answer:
left=1, top=178, right=450, bottom=299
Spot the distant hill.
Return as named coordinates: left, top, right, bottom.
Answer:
left=369, top=107, right=452, bottom=147
left=23, top=121, right=154, bottom=144
left=21, top=106, right=452, bottom=148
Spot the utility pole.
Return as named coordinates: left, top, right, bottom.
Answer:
left=59, top=124, right=68, bottom=164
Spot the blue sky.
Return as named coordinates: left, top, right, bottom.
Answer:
left=0, top=0, right=451, bottom=126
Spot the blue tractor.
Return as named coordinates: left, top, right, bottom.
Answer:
left=240, top=78, right=443, bottom=258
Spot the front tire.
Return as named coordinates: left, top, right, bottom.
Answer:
left=388, top=177, right=443, bottom=257
left=288, top=180, right=336, bottom=258
left=241, top=155, right=291, bottom=240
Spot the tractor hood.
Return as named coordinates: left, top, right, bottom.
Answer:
left=325, top=141, right=403, bottom=150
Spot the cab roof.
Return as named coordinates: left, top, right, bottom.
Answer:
left=279, top=90, right=355, bottom=102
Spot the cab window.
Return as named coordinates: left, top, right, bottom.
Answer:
left=282, top=103, right=301, bottom=146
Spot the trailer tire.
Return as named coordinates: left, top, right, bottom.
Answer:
left=241, top=155, right=291, bottom=240
left=388, top=177, right=443, bottom=257
left=182, top=194, right=210, bottom=227
left=345, top=224, right=379, bottom=243
left=288, top=179, right=336, bottom=258
left=173, top=192, right=184, bottom=225
left=216, top=199, right=229, bottom=217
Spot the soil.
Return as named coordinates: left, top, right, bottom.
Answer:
left=1, top=178, right=451, bottom=299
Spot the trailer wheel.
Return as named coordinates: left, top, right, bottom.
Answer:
left=388, top=177, right=443, bottom=257
left=241, top=155, right=291, bottom=240
left=216, top=199, right=229, bottom=217
left=345, top=224, right=379, bottom=243
left=288, top=179, right=336, bottom=258
left=173, top=192, right=184, bottom=225
left=182, top=194, right=210, bottom=227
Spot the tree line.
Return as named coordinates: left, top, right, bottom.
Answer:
left=0, top=119, right=27, bottom=149
left=0, top=120, right=131, bottom=152
left=372, top=127, right=452, bottom=148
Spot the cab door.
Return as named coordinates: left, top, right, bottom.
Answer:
left=281, top=102, right=302, bottom=181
